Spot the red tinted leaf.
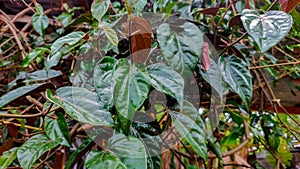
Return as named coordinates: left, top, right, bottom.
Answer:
left=197, top=7, right=219, bottom=16
left=125, top=16, right=152, bottom=64
left=0, top=138, right=14, bottom=155
left=229, top=15, right=243, bottom=28
left=201, top=42, right=210, bottom=71
left=7, top=123, right=18, bottom=139
left=279, top=0, right=300, bottom=13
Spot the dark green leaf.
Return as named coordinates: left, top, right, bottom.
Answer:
left=147, top=63, right=184, bottom=106
left=157, top=22, right=203, bottom=74
left=94, top=56, right=116, bottom=110
left=269, top=134, right=280, bottom=151
left=0, top=83, right=48, bottom=109
left=85, top=151, right=126, bottom=169
left=32, top=3, right=49, bottom=37
left=107, top=134, right=147, bottom=169
left=17, top=134, right=61, bottom=169
left=91, top=0, right=110, bottom=22
left=219, top=55, right=252, bottom=111
left=113, top=60, right=150, bottom=133
left=55, top=13, right=73, bottom=27
left=22, top=47, right=49, bottom=67
left=24, top=70, right=62, bottom=83
left=46, top=87, right=113, bottom=126
left=65, top=138, right=93, bottom=169
left=44, top=113, right=71, bottom=147
left=241, top=9, right=292, bottom=53
left=45, top=31, right=85, bottom=70
left=207, top=137, right=222, bottom=160
left=199, top=58, right=228, bottom=98
left=0, top=147, right=18, bottom=169
left=131, top=114, right=162, bottom=169
left=170, top=101, right=207, bottom=160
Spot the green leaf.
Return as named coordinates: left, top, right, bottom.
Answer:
left=65, top=138, right=93, bottom=169
left=45, top=31, right=85, bottom=70
left=103, top=26, right=118, bottom=48
left=17, top=134, right=61, bottom=169
left=0, top=147, right=18, bottom=169
left=241, top=9, right=293, bottom=53
left=44, top=113, right=71, bottom=147
left=46, top=87, right=113, bottom=126
left=32, top=3, right=49, bottom=37
left=207, top=137, right=222, bottom=160
left=85, top=151, right=126, bottom=169
left=113, top=60, right=150, bottom=133
left=260, top=61, right=279, bottom=80
left=107, top=134, right=147, bottom=169
left=131, top=113, right=162, bottom=169
left=269, top=134, right=280, bottom=151
left=0, top=83, right=48, bottom=109
left=134, top=0, right=147, bottom=12
left=219, top=55, right=252, bottom=111
left=94, top=56, right=116, bottom=110
left=147, top=63, right=184, bottom=106
left=22, top=47, right=49, bottom=67
left=23, top=69, right=62, bottom=83
left=199, top=58, right=228, bottom=98
left=91, top=0, right=110, bottom=22
left=157, top=22, right=203, bottom=74
left=170, top=101, right=207, bottom=160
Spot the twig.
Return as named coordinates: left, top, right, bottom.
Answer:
left=0, top=112, right=43, bottom=118
left=274, top=46, right=298, bottom=61
left=249, top=60, right=300, bottom=70
left=267, top=0, right=279, bottom=11
left=1, top=120, right=42, bottom=131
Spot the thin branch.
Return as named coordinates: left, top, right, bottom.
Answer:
left=249, top=60, right=300, bottom=70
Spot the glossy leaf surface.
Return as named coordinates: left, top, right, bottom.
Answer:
left=147, top=63, right=184, bottom=106
left=44, top=113, right=71, bottom=147
left=113, top=60, right=150, bottom=132
left=219, top=55, right=252, bottom=110
left=46, top=87, right=113, bottom=126
left=91, top=0, right=110, bottom=22
left=32, top=3, right=49, bottom=37
left=0, top=147, right=18, bottom=169
left=17, top=134, right=61, bottom=169
left=170, top=101, right=207, bottom=160
left=94, top=56, right=116, bottom=110
left=0, top=83, right=49, bottom=109
left=45, top=31, right=85, bottom=70
left=85, top=151, right=126, bottom=169
left=157, top=22, right=203, bottom=74
left=241, top=9, right=292, bottom=53
left=107, top=134, right=147, bottom=169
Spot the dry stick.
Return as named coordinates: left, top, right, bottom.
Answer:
left=258, top=65, right=300, bottom=126
left=253, top=61, right=297, bottom=167
left=26, top=95, right=44, bottom=108
left=0, top=112, right=43, bottom=118
left=274, top=46, right=298, bottom=61
left=249, top=60, right=300, bottom=69
left=1, top=120, right=42, bottom=131
left=34, top=146, right=63, bottom=169
left=20, top=0, right=36, bottom=13
left=0, top=12, right=26, bottom=59
left=11, top=5, right=32, bottom=23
